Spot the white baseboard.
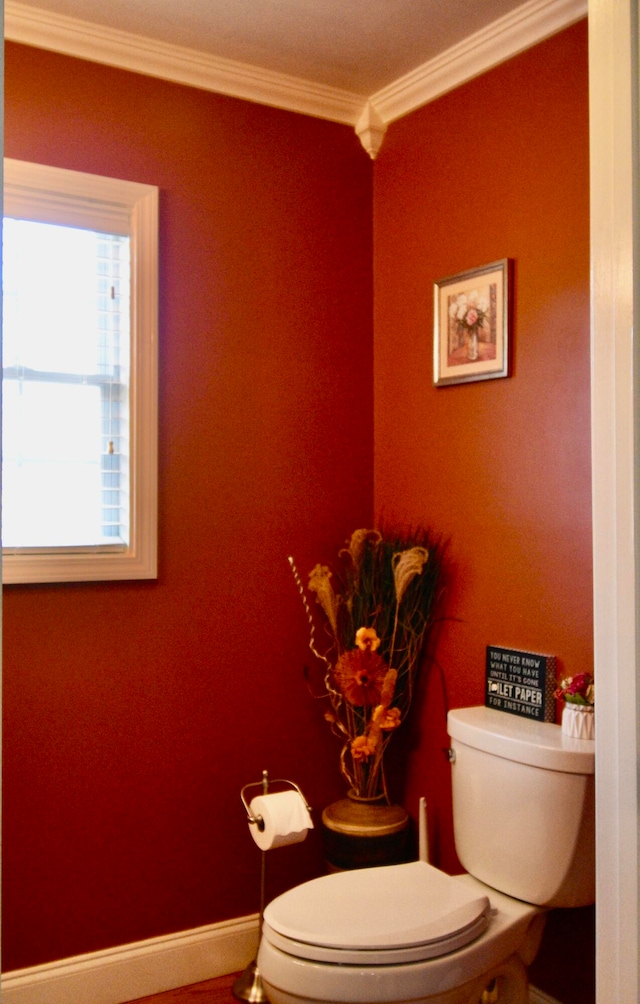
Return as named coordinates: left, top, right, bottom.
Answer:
left=0, top=923, right=563, bottom=1004
left=529, top=987, right=562, bottom=1004
left=1, top=914, right=259, bottom=1004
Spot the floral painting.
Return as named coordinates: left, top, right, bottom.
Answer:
left=434, top=259, right=511, bottom=386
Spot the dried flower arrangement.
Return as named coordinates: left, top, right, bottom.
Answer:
left=289, top=527, right=443, bottom=801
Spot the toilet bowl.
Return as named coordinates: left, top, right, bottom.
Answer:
left=258, top=863, right=545, bottom=1004
left=257, top=706, right=595, bottom=1004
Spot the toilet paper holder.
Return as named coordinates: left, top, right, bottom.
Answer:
left=240, top=769, right=312, bottom=831
left=233, top=770, right=312, bottom=1003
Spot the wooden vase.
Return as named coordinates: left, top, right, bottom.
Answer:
left=321, top=790, right=410, bottom=871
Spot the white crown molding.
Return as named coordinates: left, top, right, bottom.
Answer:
left=5, top=0, right=588, bottom=155
left=370, top=0, right=588, bottom=126
left=355, top=102, right=388, bottom=160
left=4, top=1, right=364, bottom=126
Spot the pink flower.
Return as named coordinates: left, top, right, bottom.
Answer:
left=466, top=308, right=478, bottom=327
left=566, top=673, right=591, bottom=697
left=554, top=672, right=594, bottom=706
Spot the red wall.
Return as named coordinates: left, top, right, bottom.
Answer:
left=3, top=22, right=594, bottom=999
left=2, top=42, right=374, bottom=970
left=373, top=21, right=593, bottom=1003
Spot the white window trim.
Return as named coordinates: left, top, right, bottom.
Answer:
left=2, top=159, right=158, bottom=583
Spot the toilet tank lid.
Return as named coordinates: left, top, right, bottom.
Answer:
left=448, top=706, right=594, bottom=774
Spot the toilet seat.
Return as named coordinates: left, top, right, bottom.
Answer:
left=262, top=861, right=491, bottom=965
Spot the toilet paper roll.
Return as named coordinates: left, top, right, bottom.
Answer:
left=249, top=790, right=313, bottom=851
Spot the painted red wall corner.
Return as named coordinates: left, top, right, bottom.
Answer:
left=2, top=41, right=374, bottom=971
left=373, top=20, right=593, bottom=1003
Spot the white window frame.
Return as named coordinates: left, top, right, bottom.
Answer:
left=2, top=159, right=158, bottom=583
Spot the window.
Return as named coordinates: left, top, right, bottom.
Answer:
left=2, top=159, right=158, bottom=583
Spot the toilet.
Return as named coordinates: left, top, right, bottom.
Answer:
left=257, top=705, right=595, bottom=1004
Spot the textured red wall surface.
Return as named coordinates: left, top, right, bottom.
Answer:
left=3, top=42, right=373, bottom=970
left=3, top=22, right=594, bottom=1000
left=373, top=21, right=593, bottom=1003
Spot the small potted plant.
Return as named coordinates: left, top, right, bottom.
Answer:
left=554, top=672, right=594, bottom=740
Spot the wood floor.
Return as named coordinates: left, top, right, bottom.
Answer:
left=126, top=971, right=242, bottom=1003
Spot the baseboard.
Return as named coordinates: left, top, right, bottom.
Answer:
left=0, top=926, right=563, bottom=1004
left=529, top=986, right=562, bottom=1004
left=1, top=914, right=260, bottom=1004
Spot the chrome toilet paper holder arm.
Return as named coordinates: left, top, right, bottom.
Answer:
left=239, top=769, right=312, bottom=831
left=233, top=770, right=312, bottom=1004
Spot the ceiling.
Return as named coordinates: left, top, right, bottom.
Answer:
left=5, top=0, right=587, bottom=154
left=6, top=0, right=533, bottom=95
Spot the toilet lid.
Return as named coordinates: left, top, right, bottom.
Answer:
left=263, top=861, right=491, bottom=965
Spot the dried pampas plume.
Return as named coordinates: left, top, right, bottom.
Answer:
left=308, top=563, right=339, bottom=637
left=392, top=546, right=429, bottom=605
left=341, top=528, right=382, bottom=579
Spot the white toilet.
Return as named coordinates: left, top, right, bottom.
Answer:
left=257, top=705, right=595, bottom=1004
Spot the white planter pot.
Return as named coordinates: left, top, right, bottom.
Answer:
left=562, top=703, right=595, bottom=740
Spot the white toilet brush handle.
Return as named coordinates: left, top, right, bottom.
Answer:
left=419, top=797, right=429, bottom=863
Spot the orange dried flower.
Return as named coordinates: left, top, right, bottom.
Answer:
left=372, top=705, right=402, bottom=731
left=334, top=648, right=388, bottom=706
left=379, top=668, right=398, bottom=708
left=355, top=627, right=381, bottom=652
left=351, top=734, right=378, bottom=761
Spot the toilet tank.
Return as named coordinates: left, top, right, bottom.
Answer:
left=447, top=706, right=594, bottom=908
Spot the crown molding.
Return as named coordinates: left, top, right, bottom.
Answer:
left=4, top=1, right=364, bottom=126
left=5, top=0, right=588, bottom=153
left=370, top=0, right=588, bottom=126
left=355, top=103, right=388, bottom=160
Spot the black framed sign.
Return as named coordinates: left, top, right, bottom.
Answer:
left=485, top=646, right=556, bottom=723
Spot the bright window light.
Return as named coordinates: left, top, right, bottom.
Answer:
left=3, top=219, right=130, bottom=549
left=2, top=159, right=158, bottom=584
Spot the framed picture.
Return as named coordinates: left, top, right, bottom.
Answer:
left=434, top=259, right=511, bottom=387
